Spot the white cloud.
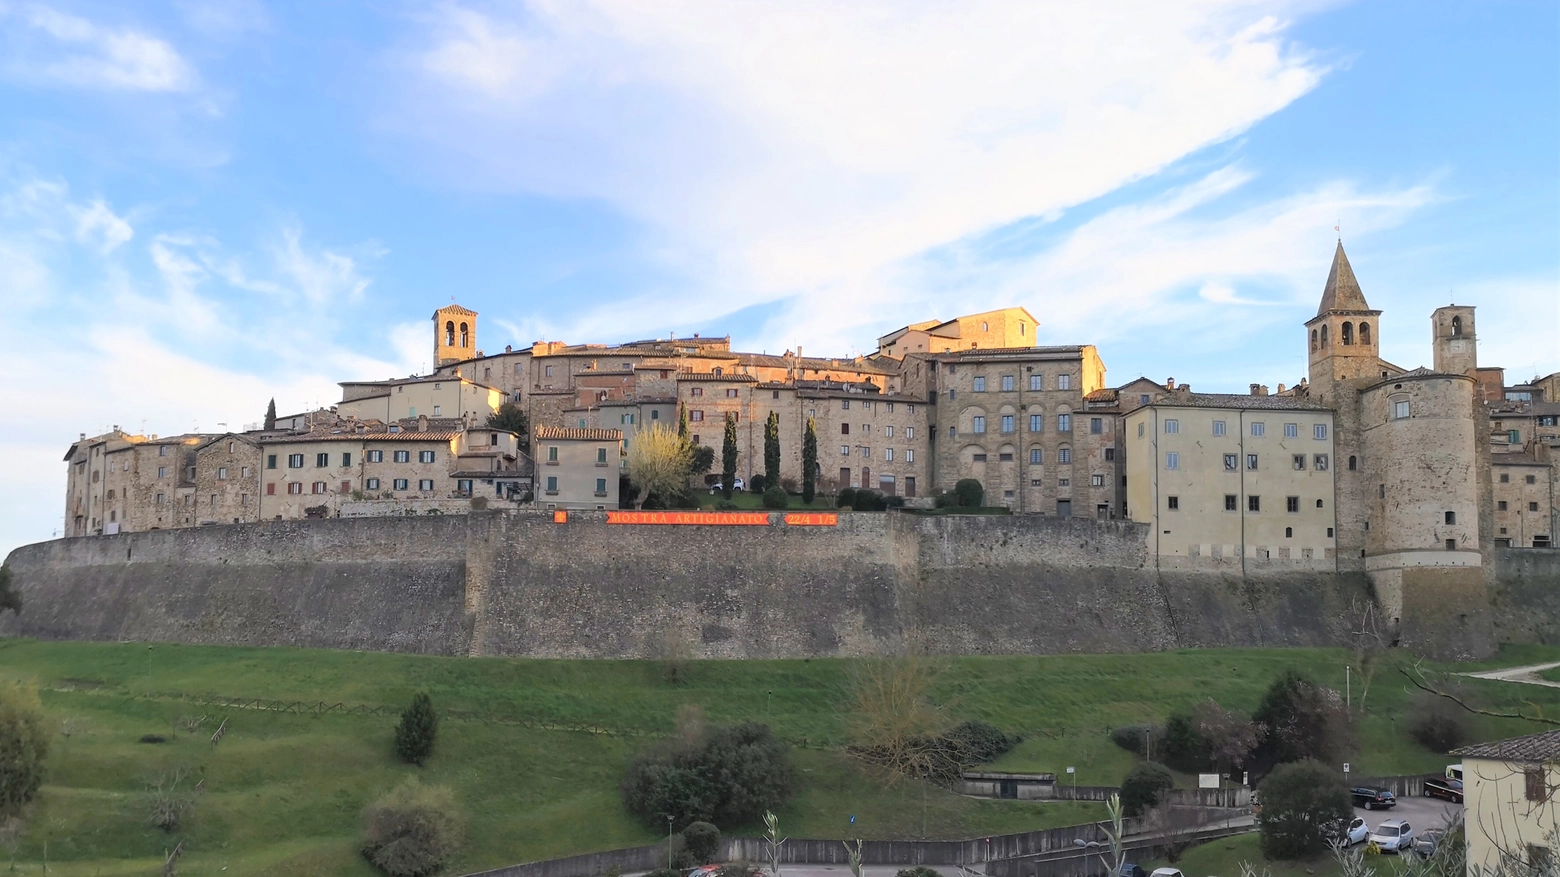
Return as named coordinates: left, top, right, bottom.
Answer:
left=2, top=5, right=195, bottom=91
left=73, top=199, right=133, bottom=252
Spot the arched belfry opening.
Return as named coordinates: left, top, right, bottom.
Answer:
left=1360, top=322, right=1370, bottom=345
left=1342, top=322, right=1354, bottom=345
left=1451, top=315, right=1462, bottom=337
left=445, top=321, right=455, bottom=346
left=460, top=322, right=469, bottom=347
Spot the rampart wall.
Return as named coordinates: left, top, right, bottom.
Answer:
left=2, top=512, right=1531, bottom=660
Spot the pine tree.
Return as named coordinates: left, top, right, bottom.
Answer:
left=394, top=692, right=439, bottom=765
left=721, top=413, right=738, bottom=500
left=802, top=417, right=818, bottom=504
left=264, top=398, right=277, bottom=431
left=764, top=411, right=781, bottom=491
left=678, top=404, right=690, bottom=443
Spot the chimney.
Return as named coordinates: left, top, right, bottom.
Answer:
left=1277, top=383, right=1287, bottom=394
left=505, top=345, right=512, bottom=353
left=417, top=414, right=428, bottom=432
left=1166, top=377, right=1175, bottom=390
left=1180, top=384, right=1190, bottom=394
left=1250, top=383, right=1262, bottom=396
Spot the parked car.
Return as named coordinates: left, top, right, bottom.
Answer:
left=709, top=477, right=746, bottom=494
left=1119, top=864, right=1147, bottom=877
left=1352, top=787, right=1397, bottom=810
left=1412, top=828, right=1447, bottom=859
left=1149, top=869, right=1184, bottom=877
left=1369, top=819, right=1415, bottom=853
left=1344, top=817, right=1370, bottom=845
left=1425, top=776, right=1464, bottom=804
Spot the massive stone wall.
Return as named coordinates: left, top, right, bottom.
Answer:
left=0, top=511, right=1475, bottom=659
left=1488, top=548, right=1560, bottom=645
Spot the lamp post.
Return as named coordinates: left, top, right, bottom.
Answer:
left=668, top=816, right=674, bottom=870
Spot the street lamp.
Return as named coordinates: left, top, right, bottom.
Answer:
left=668, top=816, right=674, bottom=870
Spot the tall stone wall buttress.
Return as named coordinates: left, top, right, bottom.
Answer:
left=0, top=513, right=1520, bottom=659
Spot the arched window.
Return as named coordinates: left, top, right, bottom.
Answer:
left=1320, top=325, right=1329, bottom=348
left=445, top=321, right=455, bottom=346
left=1310, top=329, right=1318, bottom=351
left=1285, top=527, right=1293, bottom=538
left=460, top=322, right=469, bottom=347
left=1451, top=316, right=1462, bottom=336
left=1342, top=322, right=1354, bottom=345
left=1359, top=322, right=1370, bottom=345
left=712, top=367, right=723, bottom=376
left=1348, top=455, right=1357, bottom=470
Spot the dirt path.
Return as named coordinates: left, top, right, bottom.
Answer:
left=1460, top=661, right=1560, bottom=689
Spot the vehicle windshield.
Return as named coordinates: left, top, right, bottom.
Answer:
left=1379, top=827, right=1400, bottom=837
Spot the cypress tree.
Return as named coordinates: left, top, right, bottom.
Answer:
left=678, top=404, right=690, bottom=443
left=394, top=692, right=439, bottom=765
left=721, top=413, right=738, bottom=500
left=264, top=398, right=277, bottom=431
left=802, top=417, right=818, bottom=504
left=764, top=411, right=781, bottom=491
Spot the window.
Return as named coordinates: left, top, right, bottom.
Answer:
left=1057, top=478, right=1069, bottom=487
left=288, top=483, right=304, bottom=495
left=972, top=453, right=987, bottom=462
left=1057, top=414, right=1071, bottom=432
left=316, top=452, right=329, bottom=467
left=1393, top=400, right=1410, bottom=419
left=841, top=423, right=850, bottom=435
left=1165, top=419, right=1179, bottom=434
left=1251, top=422, right=1265, bottom=437
left=1104, top=448, right=1114, bottom=461
left=545, top=365, right=554, bottom=377
left=885, top=426, right=894, bottom=438
left=1509, top=430, right=1521, bottom=444
left=413, top=478, right=430, bottom=491
left=1293, top=454, right=1306, bottom=470
left=1031, top=479, right=1043, bottom=486
left=1248, top=495, right=1261, bottom=512
left=1541, top=415, right=1559, bottom=427
left=1500, top=473, right=1511, bottom=483
left=1284, top=423, right=1298, bottom=438
left=1287, top=496, right=1300, bottom=513
left=1314, top=424, right=1328, bottom=440
left=1167, top=496, right=1179, bottom=510
left=1057, top=448, right=1071, bottom=464
left=267, top=454, right=277, bottom=469
left=1348, top=455, right=1357, bottom=471
left=1001, top=375, right=1015, bottom=391
left=1528, top=475, right=1538, bottom=485
left=432, top=405, right=442, bottom=417
left=367, top=450, right=383, bottom=463
left=862, top=424, right=870, bottom=434
left=973, top=376, right=987, bottom=392
left=342, top=453, right=352, bottom=467
left=367, top=478, right=380, bottom=490
left=545, top=476, right=558, bottom=493
left=1445, top=511, right=1456, bottom=525
left=1030, top=449, right=1043, bottom=464
left=1090, top=418, right=1103, bottom=434
left=1533, top=502, right=1543, bottom=512
left=1315, top=454, right=1329, bottom=471
left=906, top=427, right=915, bottom=439
left=906, top=450, right=914, bottom=463
left=949, top=426, right=955, bottom=438
left=973, top=416, right=986, bottom=434
left=1498, top=501, right=1508, bottom=511
left=1225, top=494, right=1238, bottom=511
left=1029, top=375, right=1043, bottom=391
left=885, top=448, right=895, bottom=461
left=691, top=410, right=705, bottom=422
left=842, top=399, right=851, bottom=409
left=390, top=478, right=407, bottom=490
left=394, top=450, right=410, bottom=463
left=860, top=446, right=871, bottom=458
left=726, top=388, right=739, bottom=398
left=288, top=454, right=304, bottom=468
left=1247, top=454, right=1259, bottom=470
left=217, top=467, right=228, bottom=480
left=690, top=387, right=704, bottom=397
left=1380, top=484, right=1386, bottom=498
left=1091, top=474, right=1105, bottom=487
left=1058, top=374, right=1071, bottom=390
left=1030, top=414, right=1043, bottom=432
left=1285, top=527, right=1293, bottom=538
left=1140, top=394, right=1151, bottom=405
left=1165, top=452, right=1179, bottom=470
left=1445, top=538, right=1457, bottom=550
left=651, top=410, right=660, bottom=420
left=1208, top=420, right=1224, bottom=438
left=838, top=445, right=849, bottom=456
left=156, top=492, right=166, bottom=504
left=159, top=446, right=169, bottom=457
left=312, top=481, right=327, bottom=494
left=1001, top=415, right=1015, bottom=433
left=595, top=478, right=607, bottom=494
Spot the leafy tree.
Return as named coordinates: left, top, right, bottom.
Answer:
left=1193, top=698, right=1264, bottom=776
left=681, top=821, right=721, bottom=863
left=1159, top=711, right=1208, bottom=773
left=622, top=720, right=794, bottom=830
left=361, top=778, right=467, bottom=877
left=802, top=417, right=818, bottom=504
left=264, top=397, right=277, bottom=431
left=1409, top=694, right=1470, bottom=753
left=944, top=721, right=1018, bottom=764
left=0, top=565, right=18, bottom=616
left=393, top=692, right=439, bottom=766
left=749, top=474, right=767, bottom=493
left=953, top=478, right=984, bottom=508
left=720, top=414, right=738, bottom=500
left=0, top=680, right=48, bottom=816
left=1258, top=760, right=1351, bottom=859
left=762, top=486, right=789, bottom=509
left=689, top=444, right=716, bottom=478
left=485, top=402, right=529, bottom=439
left=627, top=424, right=694, bottom=508
left=1118, top=762, right=1173, bottom=817
left=837, top=487, right=858, bottom=510
left=764, top=411, right=781, bottom=490
left=1252, top=670, right=1353, bottom=772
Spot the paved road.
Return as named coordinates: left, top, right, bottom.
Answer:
left=1460, top=661, right=1560, bottom=689
left=1354, top=793, right=1462, bottom=836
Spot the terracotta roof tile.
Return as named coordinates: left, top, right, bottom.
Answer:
left=534, top=426, right=623, bottom=442
left=1453, top=729, right=1560, bottom=763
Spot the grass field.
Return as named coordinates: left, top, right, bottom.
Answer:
left=693, top=490, right=835, bottom=510
left=2, top=639, right=1558, bottom=876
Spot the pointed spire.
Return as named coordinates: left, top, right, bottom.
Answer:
left=1317, top=241, right=1370, bottom=314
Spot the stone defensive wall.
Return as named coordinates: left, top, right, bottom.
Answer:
left=6, top=511, right=1551, bottom=659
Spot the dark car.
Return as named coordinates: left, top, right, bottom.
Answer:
left=1352, top=787, right=1396, bottom=810
left=1412, top=828, right=1447, bottom=859
left=1425, top=776, right=1464, bottom=804
left=1119, top=866, right=1147, bottom=877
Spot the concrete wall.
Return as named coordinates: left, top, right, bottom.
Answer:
left=1488, top=548, right=1560, bottom=644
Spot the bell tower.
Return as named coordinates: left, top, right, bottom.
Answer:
left=1304, top=242, right=1383, bottom=401
left=433, top=304, right=478, bottom=368
left=1431, top=304, right=1477, bottom=376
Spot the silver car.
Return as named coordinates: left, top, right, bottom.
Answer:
left=1369, top=819, right=1414, bottom=853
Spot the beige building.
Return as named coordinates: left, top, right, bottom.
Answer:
left=876, top=307, right=1041, bottom=359
left=336, top=375, right=503, bottom=424
left=62, top=429, right=219, bottom=536
left=534, top=426, right=622, bottom=510
left=1455, top=729, right=1560, bottom=876
left=1124, top=396, right=1336, bottom=568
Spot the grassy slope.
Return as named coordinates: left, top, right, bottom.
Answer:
left=3, top=640, right=1560, bottom=876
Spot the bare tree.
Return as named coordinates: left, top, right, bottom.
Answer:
left=844, top=653, right=959, bottom=786
left=1193, top=698, right=1264, bottom=776
left=1349, top=598, right=1390, bottom=712
left=146, top=767, right=197, bottom=832
left=653, top=625, right=696, bottom=685
left=626, top=424, right=694, bottom=508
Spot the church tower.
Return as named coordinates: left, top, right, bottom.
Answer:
left=1304, top=242, right=1383, bottom=399
left=1431, top=304, right=1478, bottom=377
left=433, top=304, right=478, bottom=368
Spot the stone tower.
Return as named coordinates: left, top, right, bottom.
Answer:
left=1431, top=304, right=1478, bottom=377
left=1305, top=242, right=1384, bottom=394
left=433, top=304, right=478, bottom=368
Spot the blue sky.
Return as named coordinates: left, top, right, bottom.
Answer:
left=1, top=0, right=1556, bottom=555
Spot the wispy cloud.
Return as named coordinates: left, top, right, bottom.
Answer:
left=1, top=4, right=196, bottom=91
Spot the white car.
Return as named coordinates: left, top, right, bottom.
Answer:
left=709, top=477, right=745, bottom=494
left=1150, top=869, right=1184, bottom=877
left=1344, top=817, right=1369, bottom=845
left=1370, top=819, right=1414, bottom=853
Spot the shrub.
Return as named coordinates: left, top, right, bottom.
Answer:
left=1194, top=698, right=1263, bottom=775
left=1110, top=724, right=1157, bottom=756
left=1118, top=761, right=1174, bottom=817
left=933, top=492, right=954, bottom=509
left=681, top=821, right=721, bottom=863
left=762, top=486, right=789, bottom=509
left=145, top=766, right=196, bottom=832
left=622, top=720, right=794, bottom=830
left=945, top=721, right=1018, bottom=764
left=749, top=474, right=767, bottom=493
left=138, top=734, right=167, bottom=744
left=1159, top=711, right=1209, bottom=773
left=1409, top=695, right=1469, bottom=753
left=361, top=779, right=467, bottom=877
left=1258, top=760, right=1351, bottom=860
left=884, top=495, right=906, bottom=509
left=897, top=868, right=941, bottom=877
left=0, top=565, right=18, bottom=616
left=394, top=692, right=439, bottom=766
left=715, top=500, right=740, bottom=511
left=855, top=489, right=883, bottom=511
left=837, top=487, right=858, bottom=509
left=0, top=681, right=48, bottom=816
left=645, top=870, right=681, bottom=877
left=953, top=478, right=983, bottom=507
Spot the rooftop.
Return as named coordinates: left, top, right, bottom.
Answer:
left=1143, top=392, right=1330, bottom=411
left=1316, top=241, right=1375, bottom=315
left=1453, top=728, right=1560, bottom=763
left=534, top=426, right=623, bottom=442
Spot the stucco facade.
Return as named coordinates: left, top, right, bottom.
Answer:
left=534, top=426, right=622, bottom=510
left=1456, top=730, right=1560, bottom=876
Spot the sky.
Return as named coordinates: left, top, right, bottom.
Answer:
left=1, top=0, right=1556, bottom=556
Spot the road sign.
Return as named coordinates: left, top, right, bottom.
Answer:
left=849, top=814, right=856, bottom=825
left=1066, top=766, right=1075, bottom=774
left=1343, top=763, right=1351, bottom=773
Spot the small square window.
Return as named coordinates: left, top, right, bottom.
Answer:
left=1251, top=422, right=1265, bottom=437
left=1001, top=375, right=1015, bottom=391
left=1284, top=423, right=1298, bottom=438
left=1224, top=454, right=1237, bottom=471
left=1248, top=495, right=1261, bottom=512
left=1213, top=420, right=1226, bottom=436
left=1225, top=495, right=1237, bottom=511
left=1165, top=419, right=1179, bottom=434
left=1287, top=496, right=1299, bottom=513
left=1445, top=511, right=1456, bottom=525
left=1091, top=474, right=1105, bottom=487
left=1167, top=496, right=1179, bottom=510
left=973, top=376, right=987, bottom=392
left=1165, top=452, right=1179, bottom=470
left=1527, top=475, right=1538, bottom=485
left=1499, top=501, right=1509, bottom=511
left=1293, top=454, right=1306, bottom=470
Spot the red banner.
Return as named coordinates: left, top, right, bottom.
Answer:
left=606, top=511, right=770, bottom=526
left=783, top=513, right=839, bottom=527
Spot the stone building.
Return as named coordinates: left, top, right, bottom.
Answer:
left=534, top=426, right=622, bottom=510
left=62, top=430, right=219, bottom=536
left=874, top=307, right=1041, bottom=359
left=192, top=434, right=263, bottom=526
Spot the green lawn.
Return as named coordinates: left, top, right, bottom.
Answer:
left=694, top=490, right=836, bottom=510
left=1140, top=832, right=1342, bottom=877
left=3, top=639, right=1559, bottom=876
